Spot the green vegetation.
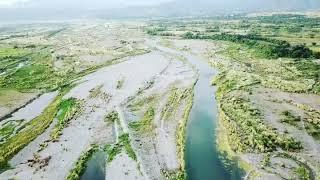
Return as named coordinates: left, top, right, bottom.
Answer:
left=280, top=110, right=301, bottom=127
left=127, top=96, right=156, bottom=112
left=119, top=134, right=137, bottom=161
left=129, top=107, right=155, bottom=133
left=286, top=103, right=320, bottom=140
left=0, top=51, right=66, bottom=90
left=261, top=153, right=271, bottom=167
left=294, top=166, right=311, bottom=180
left=66, top=145, right=99, bottom=180
left=0, top=46, right=31, bottom=72
left=161, top=88, right=191, bottom=120
left=0, top=121, right=17, bottom=141
left=51, top=98, right=79, bottom=140
left=175, top=88, right=194, bottom=180
left=218, top=43, right=320, bottom=94
left=104, top=144, right=121, bottom=163
left=149, top=14, right=320, bottom=178
left=275, top=152, right=313, bottom=180
left=0, top=91, right=62, bottom=168
left=104, top=133, right=136, bottom=163
left=214, top=73, right=302, bottom=153
left=104, top=111, right=120, bottom=125
left=161, top=169, right=185, bottom=180
left=0, top=44, right=149, bottom=92
left=88, top=85, right=103, bottom=98
left=305, top=121, right=320, bottom=141
left=0, top=122, right=15, bottom=136
left=146, top=27, right=167, bottom=36
left=184, top=33, right=316, bottom=59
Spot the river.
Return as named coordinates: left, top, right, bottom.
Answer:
left=80, top=40, right=243, bottom=180
left=154, top=43, right=243, bottom=180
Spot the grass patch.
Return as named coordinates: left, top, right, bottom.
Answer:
left=104, top=111, right=120, bottom=125
left=0, top=51, right=66, bottom=91
left=119, top=134, right=137, bottom=161
left=280, top=110, right=301, bottom=127
left=88, top=85, right=103, bottom=98
left=0, top=47, right=30, bottom=58
left=294, top=166, right=311, bottom=180
left=129, top=107, right=155, bottom=133
left=104, top=144, right=122, bottom=163
left=217, top=42, right=319, bottom=94
left=127, top=96, right=156, bottom=112
left=0, top=122, right=16, bottom=138
left=161, top=169, right=186, bottom=180
left=161, top=88, right=191, bottom=120
left=305, top=121, right=320, bottom=141
left=104, top=133, right=136, bottom=163
left=0, top=87, right=71, bottom=169
left=214, top=72, right=302, bottom=153
left=50, top=98, right=79, bottom=140
left=66, top=145, right=99, bottom=180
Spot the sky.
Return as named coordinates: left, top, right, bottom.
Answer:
left=0, top=0, right=174, bottom=8
left=0, top=0, right=29, bottom=6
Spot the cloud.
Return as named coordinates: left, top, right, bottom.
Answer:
left=0, top=0, right=174, bottom=8
left=0, top=0, right=31, bottom=7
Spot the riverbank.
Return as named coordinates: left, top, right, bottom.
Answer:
left=155, top=37, right=320, bottom=179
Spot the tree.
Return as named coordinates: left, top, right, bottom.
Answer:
left=183, top=32, right=194, bottom=39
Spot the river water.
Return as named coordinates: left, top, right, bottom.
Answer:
left=154, top=43, right=243, bottom=180
left=183, top=54, right=243, bottom=180
left=80, top=150, right=106, bottom=180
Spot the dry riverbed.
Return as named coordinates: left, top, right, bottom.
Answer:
left=0, top=44, right=196, bottom=179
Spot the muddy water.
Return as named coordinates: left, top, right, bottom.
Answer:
left=154, top=43, right=243, bottom=180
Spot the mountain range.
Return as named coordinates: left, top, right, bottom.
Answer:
left=1, top=0, right=320, bottom=21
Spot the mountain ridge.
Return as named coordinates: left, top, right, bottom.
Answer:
left=0, top=0, right=320, bottom=21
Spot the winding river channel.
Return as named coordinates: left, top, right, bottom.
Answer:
left=80, top=41, right=243, bottom=180
left=155, top=43, right=243, bottom=180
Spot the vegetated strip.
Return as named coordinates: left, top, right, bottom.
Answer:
left=174, top=87, right=194, bottom=180
left=183, top=32, right=320, bottom=59
left=66, top=145, right=99, bottom=180
left=213, top=72, right=302, bottom=153
left=104, top=133, right=137, bottom=163
left=0, top=87, right=71, bottom=168
left=50, top=98, right=80, bottom=141
left=211, top=70, right=303, bottom=177
left=161, top=88, right=191, bottom=121
left=129, top=107, right=155, bottom=133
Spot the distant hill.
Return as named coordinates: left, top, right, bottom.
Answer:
left=100, top=0, right=320, bottom=17
left=0, top=0, right=320, bottom=21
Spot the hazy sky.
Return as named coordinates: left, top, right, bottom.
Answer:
left=0, top=0, right=174, bottom=8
